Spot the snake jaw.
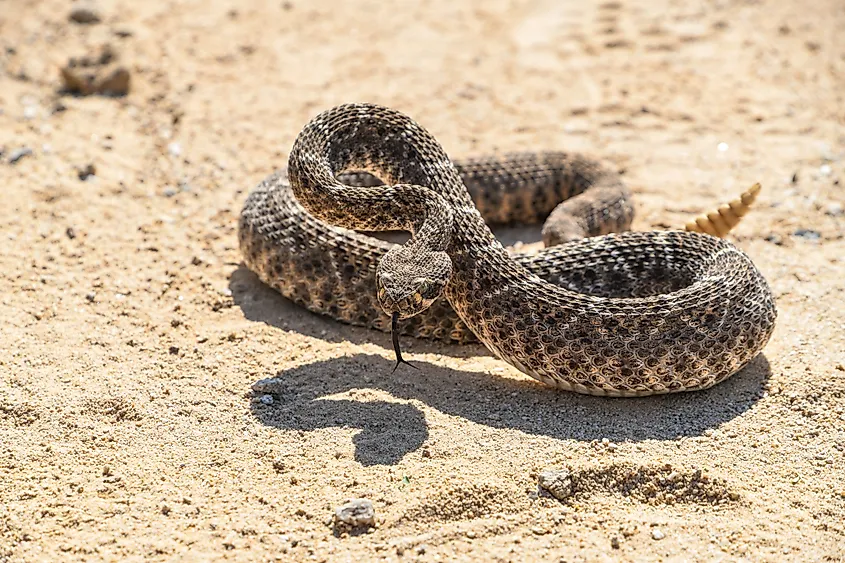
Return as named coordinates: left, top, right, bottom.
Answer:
left=391, top=312, right=418, bottom=372
left=377, top=287, right=428, bottom=320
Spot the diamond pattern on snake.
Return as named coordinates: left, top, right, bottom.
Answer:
left=239, top=103, right=776, bottom=397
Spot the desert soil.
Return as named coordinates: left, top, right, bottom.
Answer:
left=2, top=0, right=844, bottom=561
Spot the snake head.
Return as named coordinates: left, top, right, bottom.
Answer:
left=376, top=248, right=451, bottom=319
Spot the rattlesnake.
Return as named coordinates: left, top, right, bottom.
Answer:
left=239, top=103, right=776, bottom=396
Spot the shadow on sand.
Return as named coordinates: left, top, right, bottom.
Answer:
left=231, top=265, right=773, bottom=466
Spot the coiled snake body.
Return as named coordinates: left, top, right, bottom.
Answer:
left=239, top=104, right=776, bottom=396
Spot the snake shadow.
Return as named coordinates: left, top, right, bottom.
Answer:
left=249, top=354, right=771, bottom=466
left=251, top=354, right=769, bottom=465
left=234, top=262, right=773, bottom=465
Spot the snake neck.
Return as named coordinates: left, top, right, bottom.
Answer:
left=444, top=207, right=532, bottom=296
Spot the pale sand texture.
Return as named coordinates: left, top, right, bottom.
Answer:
left=1, top=0, right=844, bottom=561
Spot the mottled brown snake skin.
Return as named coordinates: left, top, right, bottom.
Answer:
left=239, top=103, right=776, bottom=396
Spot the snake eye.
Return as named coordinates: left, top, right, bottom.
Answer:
left=414, top=277, right=439, bottom=300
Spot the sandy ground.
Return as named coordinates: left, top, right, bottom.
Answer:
left=2, top=0, right=844, bottom=561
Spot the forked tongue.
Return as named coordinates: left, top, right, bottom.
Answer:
left=391, top=312, right=418, bottom=372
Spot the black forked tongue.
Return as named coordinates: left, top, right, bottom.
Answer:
left=391, top=312, right=418, bottom=373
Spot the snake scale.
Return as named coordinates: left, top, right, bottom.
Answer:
left=239, top=103, right=776, bottom=396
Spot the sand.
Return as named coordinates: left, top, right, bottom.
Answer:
left=1, top=0, right=844, bottom=561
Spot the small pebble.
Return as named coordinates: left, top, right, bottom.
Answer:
left=8, top=147, right=33, bottom=165
left=620, top=524, right=638, bottom=537
left=259, top=394, right=274, bottom=405
left=764, top=233, right=783, bottom=245
left=77, top=163, right=96, bottom=181
left=61, top=45, right=130, bottom=96
left=96, top=67, right=131, bottom=95
left=610, top=536, right=621, bottom=549
left=825, top=203, right=843, bottom=217
left=334, top=498, right=375, bottom=529
left=819, top=164, right=832, bottom=176
left=69, top=3, right=101, bottom=24
left=717, top=142, right=729, bottom=152
left=168, top=142, right=182, bottom=157
left=651, top=528, right=665, bottom=540
left=537, top=469, right=573, bottom=501
left=793, top=229, right=821, bottom=241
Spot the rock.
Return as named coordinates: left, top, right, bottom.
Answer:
left=764, top=233, right=783, bottom=245
left=793, top=229, right=821, bottom=241
left=8, top=147, right=33, bottom=165
left=69, top=3, right=101, bottom=24
left=825, top=203, right=843, bottom=217
left=537, top=469, right=573, bottom=501
left=60, top=45, right=130, bottom=96
left=651, top=528, right=665, bottom=540
left=168, top=142, right=182, bottom=157
left=334, top=499, right=375, bottom=529
left=96, top=67, right=130, bottom=95
left=77, top=163, right=96, bottom=181
left=620, top=523, right=638, bottom=537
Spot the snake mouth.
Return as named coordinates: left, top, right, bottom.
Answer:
left=378, top=290, right=429, bottom=320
